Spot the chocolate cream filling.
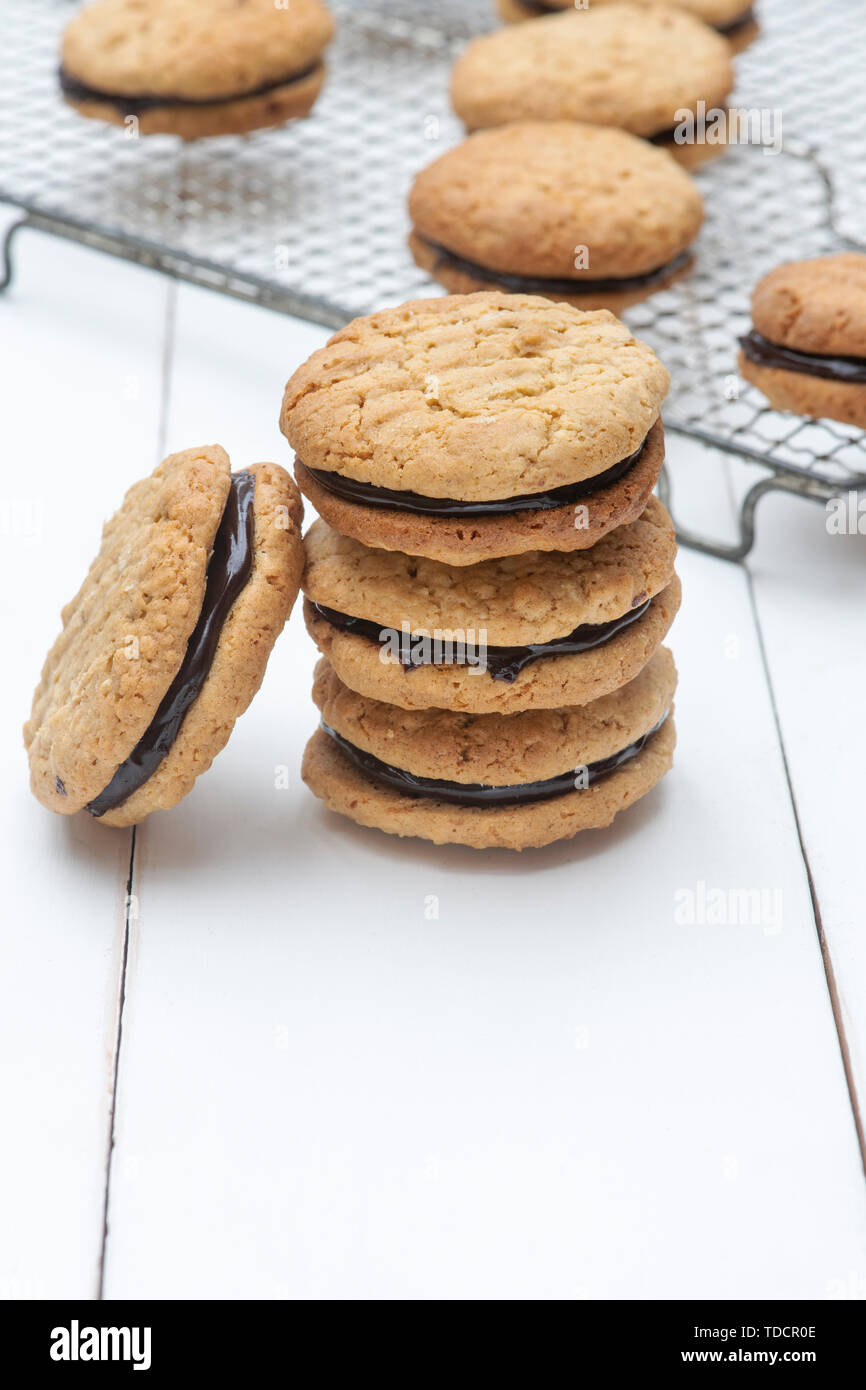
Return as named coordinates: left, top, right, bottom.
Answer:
left=58, top=63, right=321, bottom=116
left=417, top=237, right=691, bottom=298
left=740, top=329, right=866, bottom=385
left=311, top=595, right=652, bottom=683
left=86, top=471, right=255, bottom=818
left=303, top=435, right=647, bottom=518
left=322, top=712, right=670, bottom=808
left=515, top=1, right=755, bottom=35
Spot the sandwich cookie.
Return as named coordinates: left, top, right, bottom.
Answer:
left=302, top=496, right=680, bottom=714
left=303, top=648, right=677, bottom=850
left=282, top=292, right=670, bottom=565
left=25, top=447, right=303, bottom=826
left=409, top=123, right=703, bottom=314
left=496, top=0, right=759, bottom=54
left=739, top=254, right=866, bottom=430
left=452, top=4, right=734, bottom=169
left=60, top=0, right=335, bottom=138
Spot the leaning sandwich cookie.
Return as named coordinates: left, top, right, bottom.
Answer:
left=303, top=649, right=677, bottom=851
left=301, top=498, right=680, bottom=714
left=60, top=0, right=335, bottom=138
left=408, top=123, right=704, bottom=314
left=282, top=293, right=670, bottom=565
left=24, top=447, right=303, bottom=826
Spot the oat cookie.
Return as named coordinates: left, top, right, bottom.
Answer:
left=305, top=576, right=680, bottom=714
left=302, top=709, right=676, bottom=850
left=60, top=0, right=335, bottom=137
left=312, top=646, right=676, bottom=784
left=282, top=291, right=668, bottom=560
left=25, top=447, right=303, bottom=825
left=739, top=254, right=866, bottom=429
left=295, top=420, right=665, bottom=566
left=302, top=498, right=679, bottom=713
left=409, top=123, right=703, bottom=315
left=498, top=0, right=758, bottom=52
left=452, top=5, right=734, bottom=154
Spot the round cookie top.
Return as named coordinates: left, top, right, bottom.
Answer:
left=409, top=123, right=704, bottom=281
left=25, top=445, right=232, bottom=813
left=281, top=293, right=669, bottom=500
left=750, top=254, right=866, bottom=359
left=451, top=3, right=734, bottom=137
left=302, top=495, right=676, bottom=645
left=522, top=0, right=751, bottom=23
left=62, top=0, right=335, bottom=101
left=313, top=646, right=676, bottom=785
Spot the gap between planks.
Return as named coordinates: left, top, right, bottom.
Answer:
left=743, top=563, right=866, bottom=1178
left=96, top=283, right=175, bottom=1298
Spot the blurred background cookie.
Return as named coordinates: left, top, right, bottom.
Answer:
left=60, top=0, right=335, bottom=138
left=452, top=3, right=734, bottom=168
left=739, top=254, right=866, bottom=429
left=408, top=122, right=703, bottom=314
left=496, top=0, right=759, bottom=54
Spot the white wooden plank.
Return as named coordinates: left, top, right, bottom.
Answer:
left=738, top=474, right=866, bottom=1162
left=101, top=287, right=866, bottom=1298
left=0, top=217, right=169, bottom=1296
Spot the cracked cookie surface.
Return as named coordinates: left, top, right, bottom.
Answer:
left=280, top=292, right=669, bottom=500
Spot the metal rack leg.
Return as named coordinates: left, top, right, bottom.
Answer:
left=659, top=462, right=839, bottom=564
left=0, top=216, right=31, bottom=293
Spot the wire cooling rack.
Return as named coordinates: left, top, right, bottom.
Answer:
left=1, top=0, right=865, bottom=558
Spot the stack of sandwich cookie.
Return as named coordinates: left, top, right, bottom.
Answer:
left=282, top=293, right=669, bottom=565
left=280, top=290, right=681, bottom=850
left=408, top=123, right=704, bottom=313
left=60, top=0, right=335, bottom=138
left=496, top=0, right=759, bottom=54
left=452, top=3, right=734, bottom=169
left=25, top=447, right=303, bottom=826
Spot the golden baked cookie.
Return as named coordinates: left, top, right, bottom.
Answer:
left=301, top=498, right=679, bottom=712
left=60, top=0, right=335, bottom=137
left=739, top=254, right=866, bottom=429
left=25, top=447, right=303, bottom=825
left=312, top=646, right=676, bottom=783
left=302, top=659, right=677, bottom=850
left=295, top=420, right=666, bottom=566
left=409, top=122, right=703, bottom=315
left=282, top=291, right=668, bottom=561
left=497, top=0, right=758, bottom=51
left=452, top=4, right=734, bottom=156
left=304, top=577, right=681, bottom=714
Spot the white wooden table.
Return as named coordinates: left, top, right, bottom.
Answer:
left=2, top=216, right=865, bottom=1301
